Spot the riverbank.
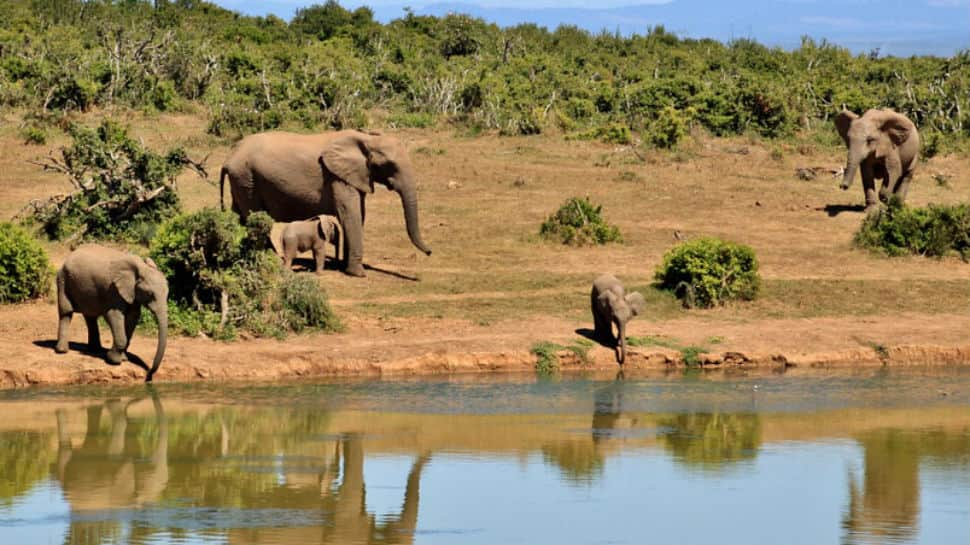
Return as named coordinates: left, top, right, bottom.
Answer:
left=3, top=299, right=969, bottom=389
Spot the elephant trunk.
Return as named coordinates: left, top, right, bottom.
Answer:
left=841, top=148, right=864, bottom=190
left=616, top=321, right=626, bottom=365
left=397, top=182, right=432, bottom=256
left=147, top=302, right=167, bottom=382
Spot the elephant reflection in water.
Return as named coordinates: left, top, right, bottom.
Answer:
left=542, top=372, right=636, bottom=483
left=52, top=392, right=168, bottom=545
left=231, top=433, right=431, bottom=545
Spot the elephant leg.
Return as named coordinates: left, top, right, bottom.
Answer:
left=313, top=245, right=326, bottom=273
left=84, top=316, right=102, bottom=353
left=105, top=309, right=127, bottom=365
left=124, top=305, right=140, bottom=351
left=861, top=163, right=879, bottom=210
left=335, top=183, right=365, bottom=277
left=894, top=172, right=914, bottom=203
left=882, top=155, right=903, bottom=203
left=615, top=320, right=627, bottom=365
left=56, top=272, right=73, bottom=354
left=282, top=245, right=295, bottom=270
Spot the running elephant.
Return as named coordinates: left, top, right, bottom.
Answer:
left=835, top=109, right=920, bottom=210
left=220, top=130, right=432, bottom=277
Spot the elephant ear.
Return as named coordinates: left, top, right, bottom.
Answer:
left=316, top=216, right=334, bottom=240
left=320, top=133, right=373, bottom=194
left=625, top=292, right=646, bottom=317
left=834, top=110, right=858, bottom=146
left=879, top=112, right=915, bottom=146
left=110, top=259, right=137, bottom=305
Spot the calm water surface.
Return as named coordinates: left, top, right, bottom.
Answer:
left=1, top=369, right=968, bottom=545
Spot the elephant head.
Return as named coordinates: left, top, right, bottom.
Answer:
left=835, top=109, right=916, bottom=191
left=320, top=132, right=432, bottom=256
left=111, top=256, right=168, bottom=382
left=604, top=291, right=646, bottom=364
left=316, top=215, right=342, bottom=261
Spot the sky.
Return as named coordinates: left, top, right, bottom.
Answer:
left=212, top=0, right=970, bottom=56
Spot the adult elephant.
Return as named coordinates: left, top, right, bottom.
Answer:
left=220, top=130, right=432, bottom=277
left=835, top=109, right=919, bottom=211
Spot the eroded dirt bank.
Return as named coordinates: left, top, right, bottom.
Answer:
left=3, top=301, right=969, bottom=389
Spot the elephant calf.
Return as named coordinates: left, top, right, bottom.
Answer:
left=591, top=274, right=646, bottom=365
left=280, top=215, right=341, bottom=273
left=56, top=245, right=169, bottom=382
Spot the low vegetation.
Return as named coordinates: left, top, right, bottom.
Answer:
left=22, top=120, right=204, bottom=243
left=530, top=338, right=594, bottom=374
left=149, top=208, right=341, bottom=340
left=0, top=223, right=52, bottom=304
left=654, top=238, right=761, bottom=308
left=540, top=197, right=622, bottom=246
left=855, top=200, right=970, bottom=260
left=3, top=1, right=969, bottom=150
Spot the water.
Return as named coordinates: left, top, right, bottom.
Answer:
left=1, top=369, right=968, bottom=545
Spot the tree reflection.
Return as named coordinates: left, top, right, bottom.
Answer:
left=0, top=430, right=53, bottom=507
left=842, top=428, right=970, bottom=545
left=660, top=412, right=762, bottom=471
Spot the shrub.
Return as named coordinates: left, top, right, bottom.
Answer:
left=569, top=123, right=632, bottom=145
left=20, top=126, right=47, bottom=145
left=26, top=120, right=200, bottom=242
left=645, top=106, right=691, bottom=149
left=0, top=223, right=52, bottom=304
left=272, top=273, right=342, bottom=333
left=150, top=209, right=339, bottom=339
left=854, top=200, right=970, bottom=259
left=540, top=197, right=622, bottom=246
left=655, top=237, right=761, bottom=308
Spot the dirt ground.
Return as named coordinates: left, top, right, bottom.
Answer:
left=1, top=111, right=968, bottom=389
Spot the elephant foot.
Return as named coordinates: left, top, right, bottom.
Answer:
left=54, top=342, right=69, bottom=354
left=105, top=349, right=126, bottom=365
left=344, top=264, right=366, bottom=278
left=864, top=203, right=882, bottom=215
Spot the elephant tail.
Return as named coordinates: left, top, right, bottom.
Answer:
left=219, top=166, right=228, bottom=211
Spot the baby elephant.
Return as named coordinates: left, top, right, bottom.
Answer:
left=56, top=245, right=169, bottom=382
left=591, top=274, right=646, bottom=365
left=280, top=215, right=342, bottom=273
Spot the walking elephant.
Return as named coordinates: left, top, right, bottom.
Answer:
left=220, top=130, right=432, bottom=277
left=56, top=244, right=168, bottom=382
left=591, top=274, right=646, bottom=365
left=835, top=109, right=920, bottom=210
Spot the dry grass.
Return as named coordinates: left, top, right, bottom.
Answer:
left=2, top=111, right=969, bottom=331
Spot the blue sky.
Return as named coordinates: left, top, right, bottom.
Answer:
left=212, top=0, right=970, bottom=56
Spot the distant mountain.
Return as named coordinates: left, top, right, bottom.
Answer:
left=219, top=0, right=970, bottom=57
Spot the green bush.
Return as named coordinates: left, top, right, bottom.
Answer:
left=0, top=223, right=52, bottom=304
left=20, top=126, right=47, bottom=145
left=27, top=120, right=191, bottom=242
left=273, top=273, right=342, bottom=333
left=150, top=209, right=339, bottom=339
left=646, top=106, right=691, bottom=149
left=540, top=197, right=622, bottom=246
left=854, top=200, right=970, bottom=259
left=655, top=237, right=761, bottom=308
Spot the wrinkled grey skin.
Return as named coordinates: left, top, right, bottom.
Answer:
left=220, top=130, right=431, bottom=277
left=591, top=274, right=646, bottom=365
left=836, top=109, right=920, bottom=210
left=56, top=245, right=168, bottom=382
left=281, top=215, right=342, bottom=273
